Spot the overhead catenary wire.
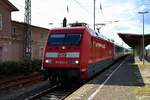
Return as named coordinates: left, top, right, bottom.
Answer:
left=72, top=0, right=93, bottom=15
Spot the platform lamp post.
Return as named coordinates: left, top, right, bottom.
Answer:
left=138, top=11, right=148, bottom=64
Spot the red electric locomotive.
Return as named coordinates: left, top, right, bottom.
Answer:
left=41, top=23, right=126, bottom=82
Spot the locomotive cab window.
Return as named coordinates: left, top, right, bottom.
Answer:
left=47, top=33, right=82, bottom=46
left=48, top=34, right=65, bottom=45
left=64, top=34, right=82, bottom=45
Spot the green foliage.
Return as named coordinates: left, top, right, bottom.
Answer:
left=134, top=86, right=150, bottom=95
left=0, top=60, right=41, bottom=78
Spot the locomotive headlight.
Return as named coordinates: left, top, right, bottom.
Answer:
left=75, top=60, right=79, bottom=64
left=45, top=59, right=52, bottom=63
left=69, top=60, right=79, bottom=64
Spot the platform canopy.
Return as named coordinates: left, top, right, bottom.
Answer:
left=118, top=33, right=150, bottom=48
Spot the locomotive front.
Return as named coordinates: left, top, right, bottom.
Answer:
left=41, top=27, right=87, bottom=82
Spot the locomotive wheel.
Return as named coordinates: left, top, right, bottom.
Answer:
left=48, top=75, right=59, bottom=85
left=48, top=74, right=66, bottom=85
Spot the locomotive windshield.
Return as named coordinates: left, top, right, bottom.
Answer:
left=47, top=33, right=82, bottom=46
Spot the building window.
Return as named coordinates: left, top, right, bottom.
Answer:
left=41, top=33, right=44, bottom=39
left=38, top=47, right=43, bottom=59
left=0, top=14, right=2, bottom=30
left=13, top=28, right=16, bottom=33
left=11, top=27, right=16, bottom=36
left=41, top=33, right=47, bottom=39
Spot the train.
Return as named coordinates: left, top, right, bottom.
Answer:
left=41, top=23, right=129, bottom=82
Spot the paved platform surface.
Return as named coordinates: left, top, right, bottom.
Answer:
left=65, top=55, right=150, bottom=100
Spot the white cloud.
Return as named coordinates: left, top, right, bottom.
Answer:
left=9, top=0, right=150, bottom=48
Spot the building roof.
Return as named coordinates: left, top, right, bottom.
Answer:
left=12, top=21, right=49, bottom=31
left=3, top=0, right=19, bottom=11
left=118, top=33, right=150, bottom=48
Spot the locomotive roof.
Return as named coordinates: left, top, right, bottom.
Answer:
left=50, top=26, right=86, bottom=31
left=88, top=28, right=113, bottom=43
left=49, top=26, right=113, bottom=43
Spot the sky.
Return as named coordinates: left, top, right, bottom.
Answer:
left=9, top=0, right=150, bottom=48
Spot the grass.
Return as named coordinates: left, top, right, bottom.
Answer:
left=134, top=85, right=150, bottom=95
left=132, top=59, right=150, bottom=97
left=135, top=61, right=150, bottom=66
left=128, top=60, right=150, bottom=70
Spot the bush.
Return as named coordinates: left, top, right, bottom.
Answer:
left=0, top=60, right=41, bottom=78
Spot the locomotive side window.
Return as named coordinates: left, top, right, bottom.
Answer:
left=47, top=33, right=82, bottom=46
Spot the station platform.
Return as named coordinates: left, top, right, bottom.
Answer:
left=65, top=55, right=150, bottom=100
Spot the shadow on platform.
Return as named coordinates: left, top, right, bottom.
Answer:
left=88, top=56, right=145, bottom=87
left=146, top=56, right=150, bottom=62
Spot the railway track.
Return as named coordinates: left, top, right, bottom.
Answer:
left=0, top=57, right=128, bottom=99
left=25, top=82, right=82, bottom=100
left=24, top=57, right=128, bottom=100
left=0, top=72, right=43, bottom=90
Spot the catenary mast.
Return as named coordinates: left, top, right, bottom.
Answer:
left=24, top=0, right=31, bottom=60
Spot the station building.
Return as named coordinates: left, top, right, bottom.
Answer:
left=0, top=0, right=49, bottom=61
